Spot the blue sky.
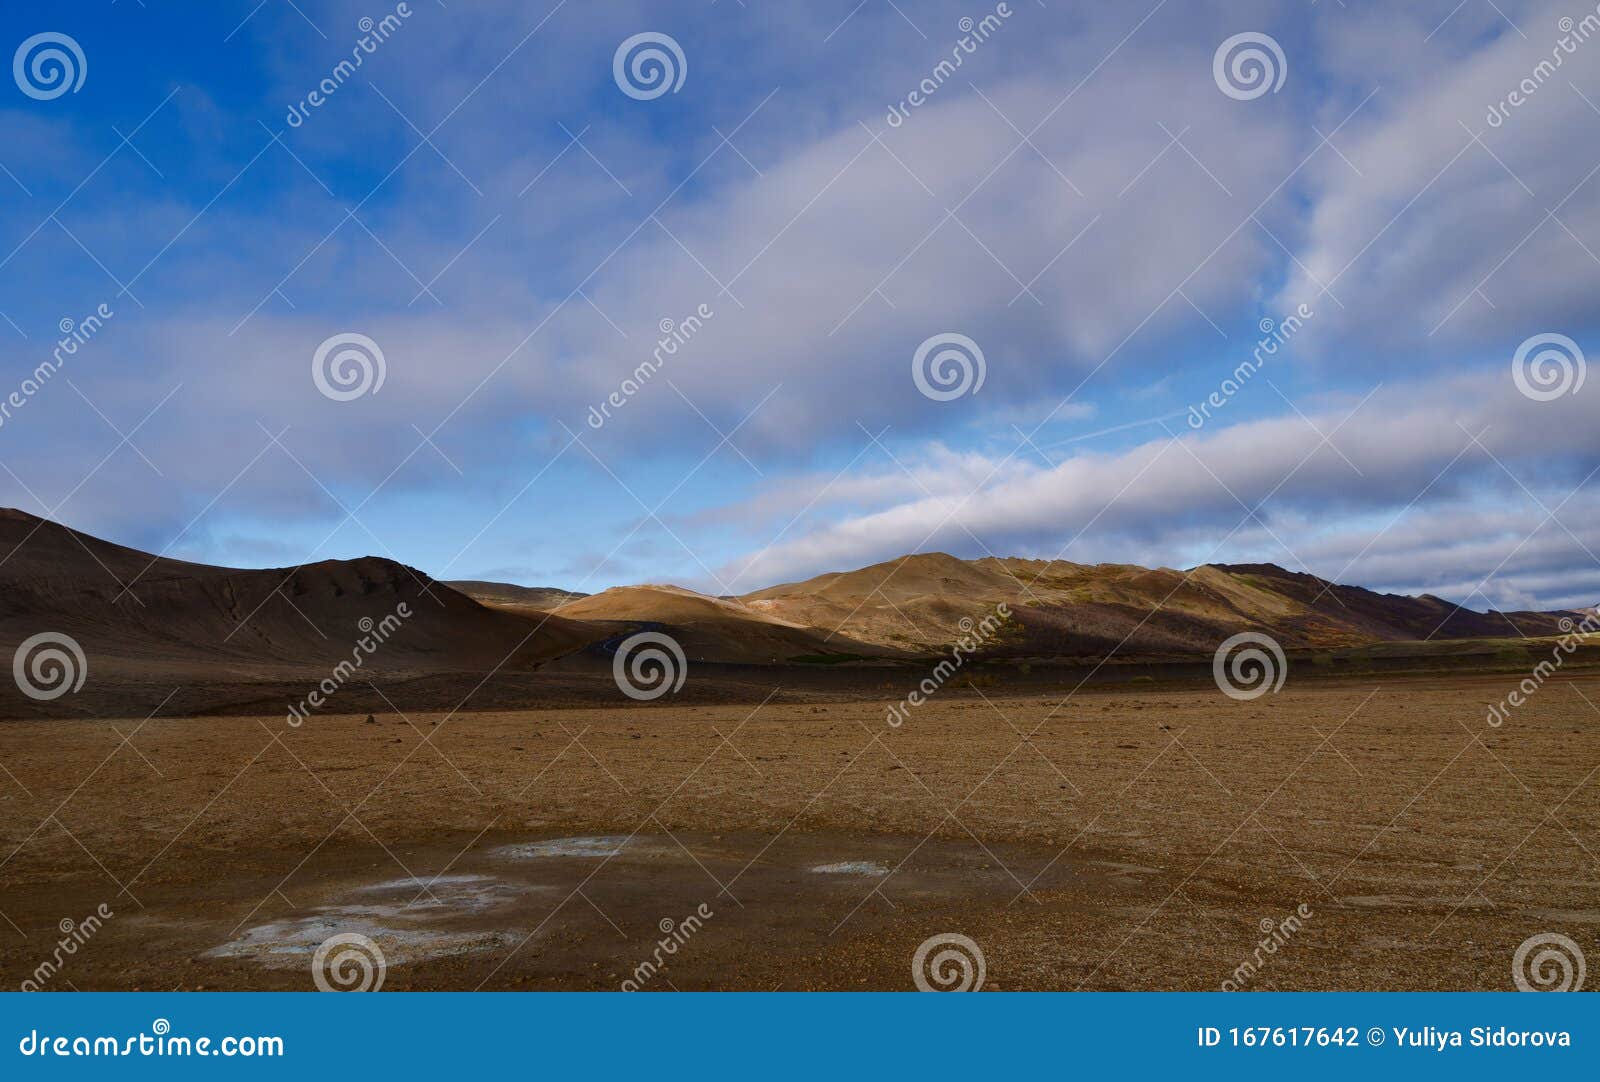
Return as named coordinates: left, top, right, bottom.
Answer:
left=2, top=0, right=1599, bottom=609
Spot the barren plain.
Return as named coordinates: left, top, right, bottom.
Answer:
left=1, top=671, right=1594, bottom=991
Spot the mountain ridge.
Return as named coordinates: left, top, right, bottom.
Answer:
left=0, top=509, right=1587, bottom=705
left=0, top=508, right=596, bottom=690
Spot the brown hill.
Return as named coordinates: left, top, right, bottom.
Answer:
left=740, top=552, right=1580, bottom=657
left=1, top=508, right=1586, bottom=719
left=0, top=509, right=600, bottom=713
left=552, top=585, right=898, bottom=665
left=445, top=580, right=588, bottom=612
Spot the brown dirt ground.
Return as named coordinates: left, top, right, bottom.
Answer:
left=0, top=670, right=1595, bottom=991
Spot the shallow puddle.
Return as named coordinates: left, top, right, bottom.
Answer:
left=198, top=828, right=1102, bottom=981
left=207, top=872, right=539, bottom=968
left=352, top=873, right=537, bottom=912
left=205, top=911, right=515, bottom=968
left=492, top=835, right=641, bottom=859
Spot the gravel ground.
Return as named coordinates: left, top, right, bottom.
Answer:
left=0, top=670, right=1594, bottom=990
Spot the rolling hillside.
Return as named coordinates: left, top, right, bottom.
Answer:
left=1, top=508, right=1587, bottom=722
left=742, top=552, right=1578, bottom=656
left=0, top=509, right=598, bottom=691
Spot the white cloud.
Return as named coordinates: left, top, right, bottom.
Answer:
left=6, top=0, right=1600, bottom=609
left=718, top=368, right=1600, bottom=607
left=1282, top=0, right=1600, bottom=353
